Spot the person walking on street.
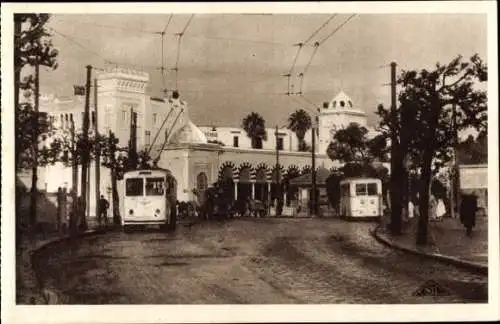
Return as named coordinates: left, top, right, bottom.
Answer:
left=436, top=197, right=446, bottom=221
left=98, top=195, right=110, bottom=225
left=460, top=193, right=478, bottom=237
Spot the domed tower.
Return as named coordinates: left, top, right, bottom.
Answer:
left=317, top=90, right=368, bottom=155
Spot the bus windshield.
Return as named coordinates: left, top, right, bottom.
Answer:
left=126, top=178, right=143, bottom=196
left=146, top=177, right=165, bottom=196
left=355, top=182, right=379, bottom=196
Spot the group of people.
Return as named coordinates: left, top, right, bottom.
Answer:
left=405, top=192, right=479, bottom=237
left=56, top=187, right=110, bottom=231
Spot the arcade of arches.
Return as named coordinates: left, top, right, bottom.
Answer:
left=217, top=163, right=304, bottom=206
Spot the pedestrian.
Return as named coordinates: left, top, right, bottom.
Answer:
left=98, top=195, right=110, bottom=225
left=408, top=199, right=415, bottom=220
left=460, top=193, right=478, bottom=237
left=77, top=196, right=86, bottom=231
left=67, top=189, right=75, bottom=232
left=428, top=194, right=437, bottom=221
left=436, top=197, right=446, bottom=221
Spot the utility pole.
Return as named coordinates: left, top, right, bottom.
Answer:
left=70, top=115, right=78, bottom=234
left=94, top=78, right=101, bottom=225
left=80, top=65, right=92, bottom=231
left=275, top=125, right=281, bottom=215
left=129, top=108, right=138, bottom=169
left=29, top=59, right=40, bottom=229
left=389, top=61, right=402, bottom=234
left=311, top=116, right=317, bottom=216
left=128, top=108, right=138, bottom=169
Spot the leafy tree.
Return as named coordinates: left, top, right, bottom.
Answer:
left=457, top=133, right=487, bottom=165
left=377, top=54, right=487, bottom=245
left=99, top=132, right=153, bottom=225
left=242, top=112, right=267, bottom=149
left=326, top=122, right=388, bottom=164
left=15, top=14, right=58, bottom=231
left=287, top=109, right=312, bottom=152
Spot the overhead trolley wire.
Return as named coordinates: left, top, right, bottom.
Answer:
left=157, top=14, right=174, bottom=94
left=48, top=27, right=113, bottom=64
left=172, top=14, right=195, bottom=92
left=286, top=14, right=336, bottom=96
left=297, top=14, right=357, bottom=96
left=317, top=14, right=357, bottom=46
left=303, top=14, right=337, bottom=45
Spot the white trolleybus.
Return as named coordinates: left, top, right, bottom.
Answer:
left=339, top=177, right=383, bottom=221
left=123, top=168, right=177, bottom=231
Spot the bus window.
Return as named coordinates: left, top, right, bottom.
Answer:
left=355, top=183, right=367, bottom=196
left=126, top=178, right=143, bottom=196
left=367, top=183, right=378, bottom=195
left=146, top=177, right=165, bottom=196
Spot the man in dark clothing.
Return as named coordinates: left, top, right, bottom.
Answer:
left=98, top=195, right=110, bottom=225
left=460, top=193, right=478, bottom=237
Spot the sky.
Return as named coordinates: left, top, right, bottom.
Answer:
left=40, top=13, right=487, bottom=128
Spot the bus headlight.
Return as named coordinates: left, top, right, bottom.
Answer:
left=129, top=209, right=134, bottom=215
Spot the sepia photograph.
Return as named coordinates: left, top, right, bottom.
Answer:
left=1, top=1, right=498, bottom=323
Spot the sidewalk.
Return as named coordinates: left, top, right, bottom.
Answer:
left=16, top=217, right=112, bottom=304
left=374, top=215, right=488, bottom=273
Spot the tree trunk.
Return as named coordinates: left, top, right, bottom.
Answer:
left=111, top=169, right=121, bottom=225
left=389, top=146, right=404, bottom=235
left=29, top=61, right=40, bottom=231
left=29, top=165, right=38, bottom=231
left=416, top=148, right=433, bottom=246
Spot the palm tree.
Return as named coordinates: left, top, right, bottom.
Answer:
left=287, top=109, right=312, bottom=151
left=242, top=112, right=267, bottom=149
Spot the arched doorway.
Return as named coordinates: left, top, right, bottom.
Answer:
left=255, top=166, right=268, bottom=202
left=218, top=163, right=235, bottom=201
left=284, top=165, right=301, bottom=206
left=196, top=172, right=208, bottom=205
left=238, top=164, right=252, bottom=202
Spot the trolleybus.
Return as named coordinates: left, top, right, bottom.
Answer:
left=339, top=177, right=383, bottom=220
left=123, top=168, right=177, bottom=231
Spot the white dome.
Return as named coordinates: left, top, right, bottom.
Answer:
left=169, top=120, right=208, bottom=144
left=328, top=90, right=354, bottom=109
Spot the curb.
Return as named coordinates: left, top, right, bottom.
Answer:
left=21, top=227, right=112, bottom=304
left=371, top=225, right=488, bottom=275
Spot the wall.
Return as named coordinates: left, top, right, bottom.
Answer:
left=157, top=148, right=190, bottom=201
left=199, top=126, right=318, bottom=153
left=459, top=164, right=488, bottom=210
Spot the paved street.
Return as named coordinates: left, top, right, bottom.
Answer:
left=33, top=218, right=487, bottom=304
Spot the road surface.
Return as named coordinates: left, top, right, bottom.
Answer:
left=33, top=218, right=487, bottom=304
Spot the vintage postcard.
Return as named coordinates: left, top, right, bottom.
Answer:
left=1, top=1, right=498, bottom=323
